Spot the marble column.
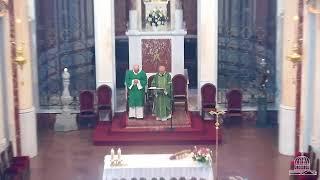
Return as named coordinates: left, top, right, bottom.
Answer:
left=197, top=0, right=218, bottom=112
left=311, top=13, right=320, bottom=151
left=129, top=0, right=138, bottom=30
left=278, top=0, right=298, bottom=156
left=94, top=0, right=116, bottom=112
left=300, top=9, right=316, bottom=152
left=14, top=0, right=38, bottom=157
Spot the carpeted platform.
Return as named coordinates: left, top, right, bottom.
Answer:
left=92, top=111, right=222, bottom=145
left=125, top=106, right=191, bottom=129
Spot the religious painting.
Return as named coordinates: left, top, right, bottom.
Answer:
left=142, top=39, right=172, bottom=73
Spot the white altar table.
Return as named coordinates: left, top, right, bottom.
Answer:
left=102, top=154, right=214, bottom=180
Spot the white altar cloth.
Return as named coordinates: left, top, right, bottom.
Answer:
left=102, top=154, right=214, bottom=180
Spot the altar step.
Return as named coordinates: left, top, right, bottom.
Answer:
left=92, top=112, right=222, bottom=145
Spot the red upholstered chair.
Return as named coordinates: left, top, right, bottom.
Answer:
left=78, top=90, right=97, bottom=128
left=201, top=83, right=216, bottom=120
left=7, top=142, right=30, bottom=172
left=172, top=74, right=188, bottom=112
left=97, top=85, right=112, bottom=121
left=1, top=150, right=26, bottom=180
left=225, top=89, right=242, bottom=124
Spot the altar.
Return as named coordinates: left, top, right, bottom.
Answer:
left=102, top=154, right=214, bottom=180
left=126, top=0, right=187, bottom=76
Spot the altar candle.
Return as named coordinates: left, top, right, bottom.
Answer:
left=117, top=148, right=121, bottom=160
left=111, top=148, right=115, bottom=160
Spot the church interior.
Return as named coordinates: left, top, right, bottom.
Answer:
left=0, top=0, right=320, bottom=179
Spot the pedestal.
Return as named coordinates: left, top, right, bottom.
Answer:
left=54, top=110, right=78, bottom=132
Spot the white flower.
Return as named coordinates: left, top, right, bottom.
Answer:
left=148, top=17, right=152, bottom=22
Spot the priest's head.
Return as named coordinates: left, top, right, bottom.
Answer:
left=133, top=64, right=140, bottom=73
left=158, top=65, right=166, bottom=74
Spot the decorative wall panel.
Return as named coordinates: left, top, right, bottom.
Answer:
left=36, top=0, right=95, bottom=107
left=217, top=0, right=277, bottom=105
left=142, top=39, right=172, bottom=73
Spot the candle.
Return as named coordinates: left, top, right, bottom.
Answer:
left=117, top=148, right=121, bottom=160
left=110, top=148, right=115, bottom=160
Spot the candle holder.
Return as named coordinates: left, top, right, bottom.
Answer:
left=15, top=43, right=27, bottom=69
left=209, top=109, right=225, bottom=180
left=287, top=43, right=302, bottom=63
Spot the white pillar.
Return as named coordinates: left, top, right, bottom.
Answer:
left=278, top=0, right=298, bottom=156
left=94, top=0, right=116, bottom=112
left=300, top=11, right=316, bottom=152
left=15, top=0, right=38, bottom=157
left=0, top=18, right=7, bottom=151
left=311, top=14, right=320, bottom=151
left=197, top=0, right=218, bottom=111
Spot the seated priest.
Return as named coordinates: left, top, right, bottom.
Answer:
left=151, top=65, right=172, bottom=121
left=125, top=64, right=147, bottom=119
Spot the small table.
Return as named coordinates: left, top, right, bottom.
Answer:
left=102, top=154, right=214, bottom=180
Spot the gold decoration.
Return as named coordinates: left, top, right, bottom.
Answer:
left=287, top=43, right=302, bottom=63
left=0, top=0, right=8, bottom=17
left=15, top=43, right=27, bottom=69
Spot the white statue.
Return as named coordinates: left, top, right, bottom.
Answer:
left=55, top=67, right=77, bottom=132
left=61, top=67, right=73, bottom=110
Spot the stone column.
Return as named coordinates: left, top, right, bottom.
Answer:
left=311, top=13, right=320, bottom=151
left=300, top=9, right=317, bottom=152
left=94, top=0, right=116, bottom=112
left=278, top=0, right=298, bottom=156
left=197, top=0, right=218, bottom=111
left=14, top=0, right=38, bottom=157
left=0, top=24, right=6, bottom=151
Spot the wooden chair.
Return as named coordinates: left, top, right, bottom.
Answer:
left=78, top=90, right=97, bottom=128
left=201, top=83, right=216, bottom=120
left=172, top=74, right=188, bottom=112
left=225, top=89, right=242, bottom=124
left=97, top=85, right=112, bottom=121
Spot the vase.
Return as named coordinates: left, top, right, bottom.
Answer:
left=152, top=26, right=158, bottom=31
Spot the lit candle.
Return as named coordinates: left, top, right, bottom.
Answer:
left=117, top=148, right=121, bottom=160
left=110, top=148, right=115, bottom=160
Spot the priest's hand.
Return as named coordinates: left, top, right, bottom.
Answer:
left=134, top=79, right=139, bottom=84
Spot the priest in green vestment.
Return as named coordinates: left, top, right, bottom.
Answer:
left=151, top=66, right=172, bottom=121
left=125, top=64, right=147, bottom=119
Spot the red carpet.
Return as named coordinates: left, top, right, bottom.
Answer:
left=92, top=111, right=222, bottom=145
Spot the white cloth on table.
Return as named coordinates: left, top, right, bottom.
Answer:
left=129, top=107, right=144, bottom=119
left=102, top=154, right=214, bottom=180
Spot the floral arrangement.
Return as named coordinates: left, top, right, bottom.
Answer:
left=192, top=146, right=212, bottom=163
left=146, top=9, right=168, bottom=27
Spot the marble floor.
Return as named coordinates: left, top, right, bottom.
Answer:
left=31, top=120, right=292, bottom=180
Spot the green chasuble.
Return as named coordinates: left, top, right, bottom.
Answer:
left=151, top=72, right=172, bottom=119
left=125, top=70, right=147, bottom=107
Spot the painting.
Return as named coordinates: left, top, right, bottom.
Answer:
left=142, top=39, right=171, bottom=73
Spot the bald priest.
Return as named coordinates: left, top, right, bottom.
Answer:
left=125, top=65, right=147, bottom=119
